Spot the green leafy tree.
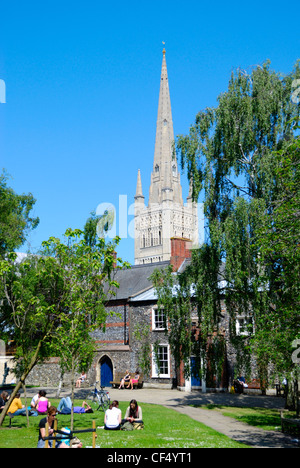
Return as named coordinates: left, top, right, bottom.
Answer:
left=0, top=172, right=39, bottom=257
left=0, top=229, right=126, bottom=426
left=254, top=135, right=300, bottom=407
left=151, top=265, right=194, bottom=383
left=43, top=229, right=127, bottom=429
left=0, top=252, right=65, bottom=426
left=154, top=61, right=300, bottom=395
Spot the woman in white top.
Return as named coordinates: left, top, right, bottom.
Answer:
left=104, top=400, right=122, bottom=430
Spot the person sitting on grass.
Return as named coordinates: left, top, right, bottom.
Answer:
left=7, top=393, right=27, bottom=416
left=104, top=400, right=122, bottom=430
left=0, top=391, right=9, bottom=413
left=34, top=390, right=51, bottom=414
left=30, top=390, right=43, bottom=410
left=122, top=399, right=143, bottom=429
left=37, top=406, right=69, bottom=448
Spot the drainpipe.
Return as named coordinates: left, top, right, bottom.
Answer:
left=124, top=304, right=127, bottom=345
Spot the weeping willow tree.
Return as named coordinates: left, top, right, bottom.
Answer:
left=151, top=265, right=193, bottom=383
left=153, top=61, right=300, bottom=397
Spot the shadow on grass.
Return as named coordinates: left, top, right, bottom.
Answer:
left=193, top=404, right=282, bottom=430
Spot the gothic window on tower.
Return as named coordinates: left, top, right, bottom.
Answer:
left=155, top=164, right=159, bottom=173
left=172, top=164, right=177, bottom=176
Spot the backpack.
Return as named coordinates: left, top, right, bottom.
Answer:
left=121, top=421, right=134, bottom=431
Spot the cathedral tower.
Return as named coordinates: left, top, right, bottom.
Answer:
left=134, top=49, right=199, bottom=265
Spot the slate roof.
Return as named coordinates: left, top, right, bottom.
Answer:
left=108, top=261, right=170, bottom=301
left=106, top=258, right=226, bottom=302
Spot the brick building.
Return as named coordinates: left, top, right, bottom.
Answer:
left=90, top=237, right=195, bottom=390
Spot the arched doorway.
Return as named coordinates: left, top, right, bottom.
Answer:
left=100, top=355, right=113, bottom=387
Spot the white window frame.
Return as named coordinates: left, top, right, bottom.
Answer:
left=236, top=315, right=254, bottom=336
left=152, top=307, right=166, bottom=331
left=151, top=344, right=170, bottom=378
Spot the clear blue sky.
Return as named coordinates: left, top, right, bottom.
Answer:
left=0, top=1, right=299, bottom=265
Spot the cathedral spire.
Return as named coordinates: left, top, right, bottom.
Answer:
left=148, top=49, right=183, bottom=206
left=134, top=50, right=198, bottom=266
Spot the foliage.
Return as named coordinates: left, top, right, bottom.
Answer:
left=253, top=136, right=300, bottom=380
left=132, top=323, right=152, bottom=377
left=0, top=228, right=127, bottom=426
left=0, top=172, right=39, bottom=258
left=83, top=210, right=114, bottom=247
left=154, top=61, right=300, bottom=393
left=151, top=266, right=193, bottom=380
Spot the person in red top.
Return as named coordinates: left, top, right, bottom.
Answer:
left=128, top=371, right=140, bottom=390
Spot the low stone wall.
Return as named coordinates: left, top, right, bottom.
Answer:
left=25, top=358, right=62, bottom=387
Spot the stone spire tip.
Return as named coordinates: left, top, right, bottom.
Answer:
left=135, top=169, right=144, bottom=199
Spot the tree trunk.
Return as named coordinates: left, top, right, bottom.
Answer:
left=0, top=340, right=42, bottom=426
left=21, top=382, right=30, bottom=428
left=285, top=378, right=299, bottom=411
left=56, top=371, right=64, bottom=399
left=70, top=355, right=75, bottom=431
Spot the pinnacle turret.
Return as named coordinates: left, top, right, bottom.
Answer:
left=135, top=169, right=144, bottom=200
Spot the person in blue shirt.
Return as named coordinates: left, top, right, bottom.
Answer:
left=57, top=397, right=93, bottom=414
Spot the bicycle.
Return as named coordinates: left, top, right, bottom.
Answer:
left=88, top=381, right=110, bottom=411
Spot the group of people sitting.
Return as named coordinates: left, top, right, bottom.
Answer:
left=103, top=399, right=143, bottom=431
left=0, top=389, right=51, bottom=417
left=1, top=388, right=143, bottom=447
left=119, top=370, right=140, bottom=389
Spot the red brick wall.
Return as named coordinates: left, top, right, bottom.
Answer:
left=170, top=237, right=192, bottom=271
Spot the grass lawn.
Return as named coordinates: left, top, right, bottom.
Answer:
left=196, top=404, right=285, bottom=432
left=0, top=400, right=248, bottom=448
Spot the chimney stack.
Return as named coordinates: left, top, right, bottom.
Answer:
left=170, top=237, right=192, bottom=271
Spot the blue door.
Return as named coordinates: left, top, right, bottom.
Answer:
left=191, top=357, right=201, bottom=387
left=101, top=356, right=113, bottom=387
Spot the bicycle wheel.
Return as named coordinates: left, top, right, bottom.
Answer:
left=100, top=393, right=110, bottom=411
left=92, top=395, right=103, bottom=411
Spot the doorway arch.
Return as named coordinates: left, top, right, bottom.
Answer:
left=100, top=355, right=113, bottom=387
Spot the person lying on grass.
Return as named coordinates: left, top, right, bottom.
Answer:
left=57, top=397, right=93, bottom=414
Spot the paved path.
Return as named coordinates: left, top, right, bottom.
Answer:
left=109, top=388, right=299, bottom=449
left=22, top=386, right=299, bottom=449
